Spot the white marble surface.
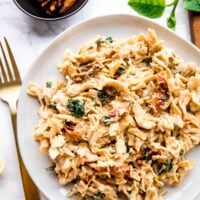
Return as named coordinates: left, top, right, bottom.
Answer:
left=0, top=0, right=199, bottom=199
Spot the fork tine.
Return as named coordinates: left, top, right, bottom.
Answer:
left=0, top=41, right=13, bottom=81
left=3, top=37, right=21, bottom=82
left=0, top=57, right=8, bottom=83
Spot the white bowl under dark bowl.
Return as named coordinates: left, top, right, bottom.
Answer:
left=13, top=0, right=88, bottom=21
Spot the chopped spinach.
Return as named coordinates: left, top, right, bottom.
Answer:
left=142, top=147, right=152, bottom=160
left=83, top=192, right=105, bottom=200
left=45, top=164, right=56, bottom=171
left=96, top=39, right=105, bottom=46
left=143, top=57, right=152, bottom=65
left=97, top=90, right=111, bottom=103
left=103, top=116, right=112, bottom=125
left=105, top=37, right=114, bottom=43
left=46, top=81, right=52, bottom=88
left=125, top=141, right=131, bottom=153
left=67, top=99, right=85, bottom=118
left=179, top=149, right=184, bottom=156
left=165, top=159, right=173, bottom=172
left=154, top=159, right=173, bottom=175
left=97, top=87, right=118, bottom=104
left=117, top=66, right=126, bottom=74
left=115, top=66, right=126, bottom=77
left=64, top=120, right=76, bottom=130
left=96, top=37, right=113, bottom=46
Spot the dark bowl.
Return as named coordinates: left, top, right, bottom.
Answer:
left=13, top=0, right=88, bottom=21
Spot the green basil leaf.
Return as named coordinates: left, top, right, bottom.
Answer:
left=165, top=159, right=173, bottom=172
left=183, top=0, right=200, bottom=12
left=46, top=81, right=52, bottom=88
left=97, top=87, right=117, bottom=104
left=106, top=37, right=114, bottom=43
left=67, top=99, right=85, bottom=118
left=117, top=66, right=126, bottom=75
left=95, top=39, right=105, bottom=46
left=45, top=164, right=56, bottom=171
left=83, top=192, right=105, bottom=200
left=128, top=0, right=166, bottom=19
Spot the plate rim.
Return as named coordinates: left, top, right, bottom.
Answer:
left=17, top=13, right=200, bottom=200
left=13, top=0, right=89, bottom=21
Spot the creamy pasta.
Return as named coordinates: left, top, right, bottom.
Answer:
left=28, top=29, right=200, bottom=200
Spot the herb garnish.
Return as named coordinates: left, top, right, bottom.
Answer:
left=67, top=99, right=85, bottom=118
left=98, top=90, right=111, bottom=104
left=96, top=37, right=114, bottom=46
left=46, top=81, right=52, bottom=88
left=179, top=149, right=184, bottom=156
left=153, top=159, right=173, bottom=175
left=115, top=66, right=126, bottom=77
left=45, top=164, right=56, bottom=171
left=165, top=159, right=173, bottom=172
left=103, top=116, right=112, bottom=125
left=83, top=192, right=105, bottom=200
left=97, top=87, right=118, bottom=104
left=128, top=0, right=166, bottom=19
left=128, top=0, right=200, bottom=30
left=125, top=141, right=131, bottom=153
left=183, top=0, right=200, bottom=12
left=105, top=37, right=114, bottom=43
left=142, top=147, right=152, bottom=160
left=96, top=39, right=105, bottom=46
left=65, top=120, right=76, bottom=130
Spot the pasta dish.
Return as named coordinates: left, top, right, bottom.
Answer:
left=28, top=29, right=200, bottom=200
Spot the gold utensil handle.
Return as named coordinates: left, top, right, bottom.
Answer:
left=11, top=110, right=40, bottom=200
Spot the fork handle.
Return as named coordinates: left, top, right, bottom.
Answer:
left=10, top=104, right=41, bottom=200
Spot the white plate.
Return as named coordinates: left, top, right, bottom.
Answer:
left=17, top=14, right=200, bottom=200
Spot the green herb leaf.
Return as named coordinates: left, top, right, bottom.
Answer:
left=96, top=39, right=105, bottom=46
left=45, top=164, right=56, bottom=171
left=128, top=0, right=166, bottom=19
left=106, top=37, right=114, bottom=43
left=103, top=116, right=112, bottom=125
left=117, top=66, right=126, bottom=75
left=67, top=99, right=85, bottom=118
left=156, top=159, right=173, bottom=175
left=98, top=90, right=111, bottom=104
left=165, top=159, right=173, bottom=172
left=142, top=147, right=152, bottom=160
left=46, top=81, right=52, bottom=88
left=125, top=141, right=131, bottom=153
left=96, top=37, right=114, bottom=46
left=83, top=192, right=105, bottom=200
left=183, top=0, right=200, bottom=12
left=179, top=149, right=184, bottom=156
left=97, top=87, right=117, bottom=104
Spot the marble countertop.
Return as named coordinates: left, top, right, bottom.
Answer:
left=0, top=0, right=199, bottom=199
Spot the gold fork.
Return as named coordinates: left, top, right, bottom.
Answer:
left=0, top=38, right=40, bottom=200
